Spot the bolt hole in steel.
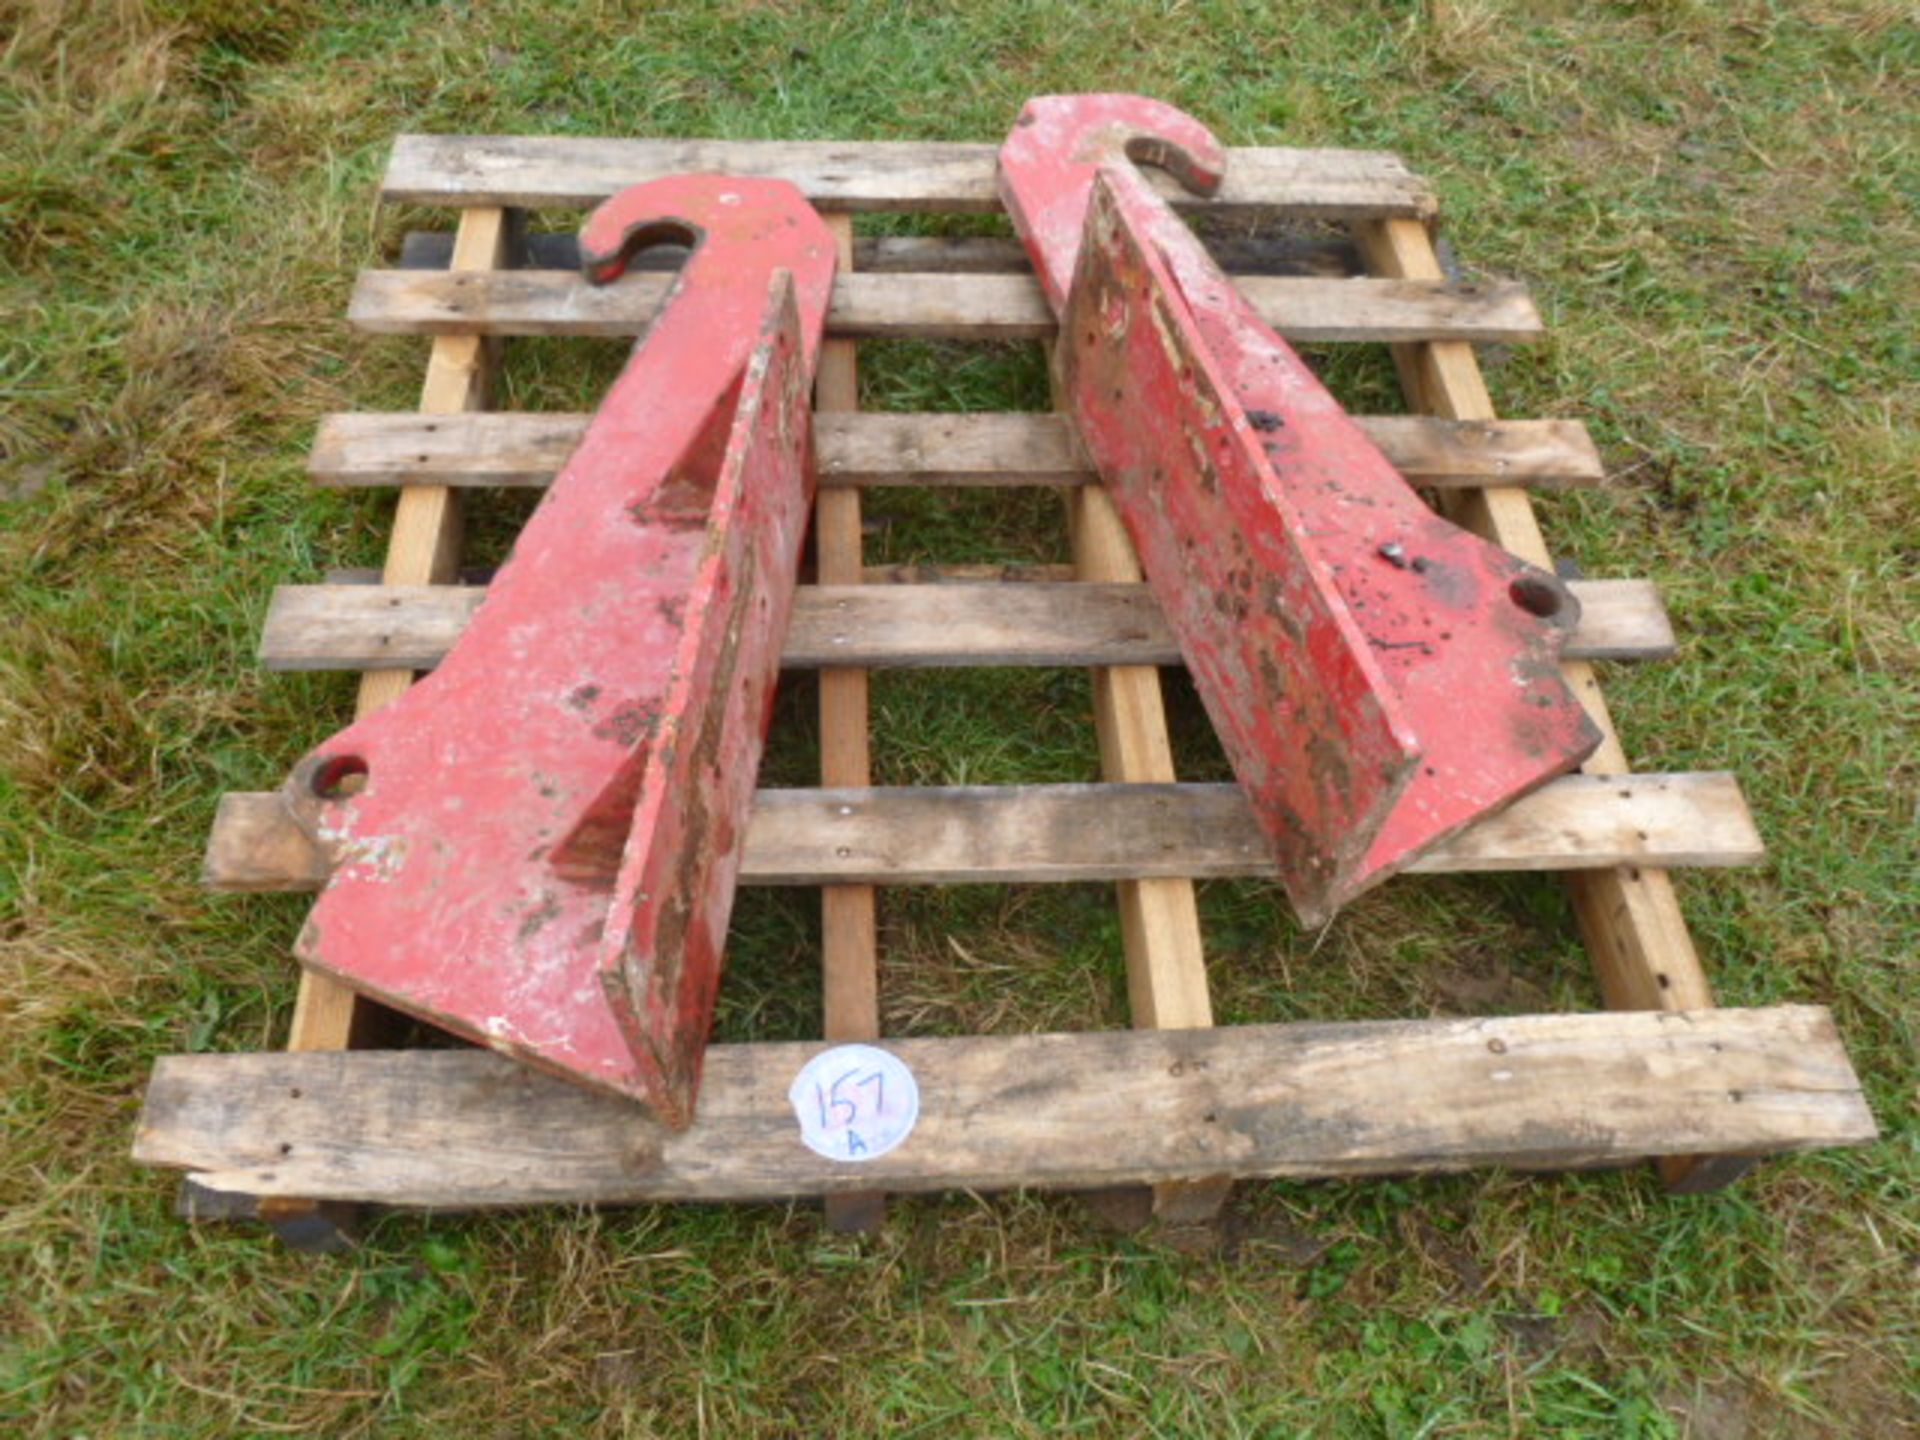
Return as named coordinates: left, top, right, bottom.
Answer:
left=310, top=754, right=369, bottom=800
left=1508, top=575, right=1565, bottom=619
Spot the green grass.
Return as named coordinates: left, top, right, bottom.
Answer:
left=3, top=0, right=1916, bottom=1433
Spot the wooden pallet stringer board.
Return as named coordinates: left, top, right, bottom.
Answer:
left=815, top=216, right=886, bottom=1233
left=1067, top=430, right=1228, bottom=1224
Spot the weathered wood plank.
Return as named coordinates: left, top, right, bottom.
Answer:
left=311, top=411, right=1605, bottom=492
left=400, top=228, right=1361, bottom=279
left=744, top=775, right=1762, bottom=884
left=201, top=772, right=1765, bottom=895
left=133, top=1005, right=1875, bottom=1206
left=382, top=134, right=1437, bottom=219
left=256, top=578, right=1672, bottom=672
left=347, top=270, right=1540, bottom=344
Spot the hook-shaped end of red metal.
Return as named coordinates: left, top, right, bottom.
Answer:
left=999, top=94, right=1227, bottom=315
left=572, top=176, right=837, bottom=370
left=1011, top=93, right=1226, bottom=196
left=579, top=210, right=701, bottom=286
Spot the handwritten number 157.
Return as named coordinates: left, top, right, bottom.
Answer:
left=814, top=1067, right=885, bottom=1130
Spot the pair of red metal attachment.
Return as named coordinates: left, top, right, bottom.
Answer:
left=287, top=97, right=1598, bottom=1126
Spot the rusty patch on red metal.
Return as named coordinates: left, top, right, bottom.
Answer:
left=282, top=176, right=835, bottom=1124
left=1000, top=95, right=1601, bottom=923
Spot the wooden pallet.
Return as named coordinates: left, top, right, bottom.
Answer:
left=133, top=135, right=1874, bottom=1246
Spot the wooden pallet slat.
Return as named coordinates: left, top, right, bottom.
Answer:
left=382, top=133, right=1438, bottom=218
left=347, top=269, right=1542, bottom=344
left=743, top=773, right=1762, bottom=886
left=255, top=577, right=1677, bottom=672
left=202, top=771, right=1765, bottom=895
left=134, top=1005, right=1875, bottom=1208
left=310, top=410, right=1607, bottom=491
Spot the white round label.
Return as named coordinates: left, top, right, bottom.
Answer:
left=788, top=1044, right=919, bottom=1162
